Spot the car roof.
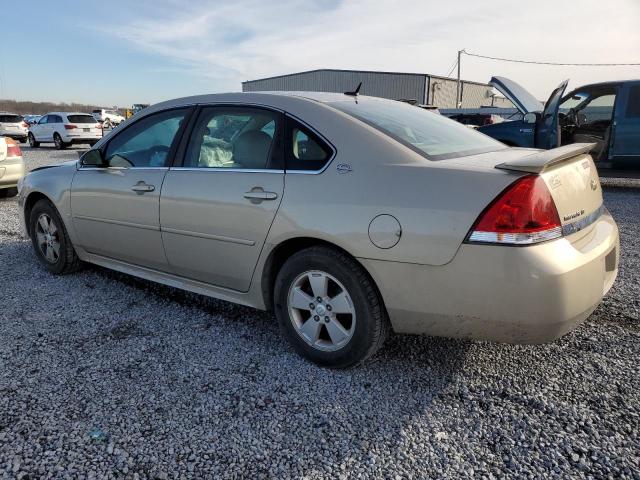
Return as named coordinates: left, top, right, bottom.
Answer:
left=45, top=111, right=94, bottom=116
left=570, top=79, right=640, bottom=91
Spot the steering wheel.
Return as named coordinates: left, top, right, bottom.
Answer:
left=148, top=144, right=171, bottom=167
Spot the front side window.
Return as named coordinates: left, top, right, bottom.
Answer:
left=330, top=98, right=505, bottom=160
left=184, top=107, right=280, bottom=169
left=104, top=108, right=188, bottom=168
left=38, top=116, right=49, bottom=124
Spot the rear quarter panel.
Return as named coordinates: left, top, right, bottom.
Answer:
left=267, top=103, right=522, bottom=266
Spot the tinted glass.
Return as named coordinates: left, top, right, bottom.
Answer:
left=330, top=98, right=505, bottom=160
left=185, top=108, right=279, bottom=169
left=38, top=116, right=48, bottom=124
left=288, top=123, right=331, bottom=171
left=626, top=86, right=640, bottom=118
left=68, top=114, right=97, bottom=124
left=105, top=108, right=188, bottom=168
left=49, top=115, right=62, bottom=123
left=0, top=115, right=23, bottom=123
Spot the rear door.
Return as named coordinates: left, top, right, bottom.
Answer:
left=535, top=80, right=569, bottom=149
left=160, top=105, right=285, bottom=291
left=71, top=107, right=191, bottom=270
left=610, top=83, right=640, bottom=164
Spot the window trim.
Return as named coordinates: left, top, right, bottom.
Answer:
left=173, top=104, right=285, bottom=171
left=84, top=106, right=195, bottom=170
left=283, top=113, right=336, bottom=174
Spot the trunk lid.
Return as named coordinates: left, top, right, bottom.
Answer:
left=496, top=143, right=603, bottom=236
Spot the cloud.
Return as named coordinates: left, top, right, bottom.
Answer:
left=111, top=0, right=640, bottom=97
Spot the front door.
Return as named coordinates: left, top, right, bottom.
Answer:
left=535, top=80, right=568, bottom=149
left=71, top=107, right=191, bottom=270
left=160, top=106, right=285, bottom=292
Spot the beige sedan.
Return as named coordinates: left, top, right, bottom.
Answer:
left=0, top=137, right=25, bottom=197
left=18, top=92, right=619, bottom=367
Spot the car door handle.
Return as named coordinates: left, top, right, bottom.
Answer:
left=131, top=182, right=155, bottom=193
left=244, top=188, right=278, bottom=202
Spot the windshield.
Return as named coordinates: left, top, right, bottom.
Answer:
left=329, top=98, right=505, bottom=160
left=67, top=114, right=97, bottom=123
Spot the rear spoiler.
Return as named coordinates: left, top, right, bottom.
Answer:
left=495, top=143, right=596, bottom=174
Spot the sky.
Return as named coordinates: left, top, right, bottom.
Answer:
left=2, top=0, right=639, bottom=107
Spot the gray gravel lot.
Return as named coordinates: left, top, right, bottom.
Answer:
left=1, top=146, right=639, bottom=479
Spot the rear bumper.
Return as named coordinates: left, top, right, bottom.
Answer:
left=360, top=212, right=619, bottom=344
left=0, top=158, right=25, bottom=188
left=62, top=135, right=102, bottom=144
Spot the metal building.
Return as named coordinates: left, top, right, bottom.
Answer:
left=242, top=69, right=512, bottom=109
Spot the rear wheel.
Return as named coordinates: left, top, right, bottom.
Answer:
left=274, top=246, right=389, bottom=368
left=28, top=133, right=39, bottom=148
left=19, top=137, right=27, bottom=144
left=29, top=200, right=82, bottom=274
left=53, top=133, right=66, bottom=150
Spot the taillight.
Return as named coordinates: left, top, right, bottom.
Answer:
left=5, top=138, right=22, bottom=158
left=483, top=117, right=494, bottom=125
left=64, top=124, right=77, bottom=130
left=467, top=175, right=562, bottom=245
left=21, top=121, right=28, bottom=128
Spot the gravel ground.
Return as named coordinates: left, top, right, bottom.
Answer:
left=0, top=146, right=639, bottom=479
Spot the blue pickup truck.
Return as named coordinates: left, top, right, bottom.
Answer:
left=478, top=77, right=640, bottom=168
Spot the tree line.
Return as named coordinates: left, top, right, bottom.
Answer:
left=0, top=99, right=123, bottom=116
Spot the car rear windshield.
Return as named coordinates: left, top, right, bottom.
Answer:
left=0, top=115, right=23, bottom=123
left=67, top=115, right=97, bottom=124
left=329, top=98, right=505, bottom=160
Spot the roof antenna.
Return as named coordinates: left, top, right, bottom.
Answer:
left=344, top=82, right=362, bottom=96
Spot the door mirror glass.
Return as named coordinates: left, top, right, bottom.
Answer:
left=523, top=112, right=537, bottom=124
left=81, top=149, right=105, bottom=167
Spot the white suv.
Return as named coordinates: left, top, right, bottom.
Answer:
left=0, top=112, right=28, bottom=143
left=28, top=112, right=103, bottom=149
left=92, top=108, right=125, bottom=127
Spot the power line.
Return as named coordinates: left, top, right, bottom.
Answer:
left=462, top=50, right=640, bottom=67
left=444, top=58, right=458, bottom=78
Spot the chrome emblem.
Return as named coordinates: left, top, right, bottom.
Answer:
left=336, top=163, right=352, bottom=174
left=590, top=179, right=598, bottom=191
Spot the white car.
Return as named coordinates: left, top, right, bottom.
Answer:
left=0, top=136, right=25, bottom=197
left=92, top=109, right=125, bottom=127
left=0, top=112, right=28, bottom=143
left=28, top=112, right=103, bottom=149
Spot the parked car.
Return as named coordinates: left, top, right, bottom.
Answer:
left=0, top=137, right=24, bottom=197
left=0, top=112, right=28, bottom=143
left=23, top=115, right=42, bottom=126
left=18, top=92, right=619, bottom=367
left=92, top=109, right=125, bottom=127
left=478, top=76, right=640, bottom=168
left=28, top=112, right=102, bottom=149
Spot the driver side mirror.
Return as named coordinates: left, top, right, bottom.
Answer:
left=523, top=112, right=537, bottom=124
left=80, top=149, right=106, bottom=167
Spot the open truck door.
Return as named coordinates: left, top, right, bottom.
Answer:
left=535, top=80, right=569, bottom=150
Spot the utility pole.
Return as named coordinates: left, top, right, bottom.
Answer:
left=456, top=49, right=463, bottom=108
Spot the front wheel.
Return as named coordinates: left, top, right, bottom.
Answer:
left=29, top=200, right=82, bottom=274
left=274, top=246, right=389, bottom=368
left=28, top=133, right=39, bottom=148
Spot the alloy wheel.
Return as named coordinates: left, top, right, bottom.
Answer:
left=35, top=213, right=60, bottom=263
left=287, top=270, right=356, bottom=352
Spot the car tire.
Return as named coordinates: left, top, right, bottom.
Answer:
left=28, top=133, right=39, bottom=148
left=274, top=246, right=389, bottom=368
left=53, top=133, right=66, bottom=150
left=0, top=187, right=18, bottom=198
left=29, top=199, right=82, bottom=275
left=19, top=137, right=27, bottom=144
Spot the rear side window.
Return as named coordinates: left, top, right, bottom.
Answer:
left=286, top=120, right=332, bottom=171
left=68, top=115, right=97, bottom=124
left=184, top=107, right=281, bottom=170
left=104, top=108, right=188, bottom=168
left=626, top=86, right=640, bottom=118
left=0, top=115, right=22, bottom=123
